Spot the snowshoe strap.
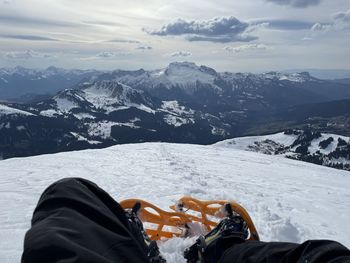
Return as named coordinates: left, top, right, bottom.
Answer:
left=170, top=196, right=259, bottom=241
left=120, top=199, right=191, bottom=240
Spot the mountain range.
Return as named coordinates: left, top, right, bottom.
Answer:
left=1, top=62, right=350, bottom=166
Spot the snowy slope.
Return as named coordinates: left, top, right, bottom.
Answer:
left=0, top=143, right=350, bottom=262
left=0, top=104, right=35, bottom=116
left=215, top=131, right=350, bottom=170
left=216, top=131, right=349, bottom=153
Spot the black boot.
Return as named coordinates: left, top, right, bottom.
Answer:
left=125, top=202, right=166, bottom=263
left=184, top=204, right=248, bottom=263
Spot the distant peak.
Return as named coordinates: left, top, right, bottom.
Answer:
left=46, top=66, right=60, bottom=71
left=167, top=61, right=199, bottom=70
left=165, top=61, right=217, bottom=76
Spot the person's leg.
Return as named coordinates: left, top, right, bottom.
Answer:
left=219, top=239, right=350, bottom=263
left=22, top=178, right=150, bottom=263
left=184, top=205, right=350, bottom=263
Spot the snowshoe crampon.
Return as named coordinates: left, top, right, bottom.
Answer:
left=120, top=196, right=259, bottom=241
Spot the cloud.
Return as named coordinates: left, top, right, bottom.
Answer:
left=266, top=0, right=322, bottom=8
left=224, top=43, right=268, bottom=53
left=4, top=50, right=54, bottom=59
left=80, top=51, right=131, bottom=60
left=312, top=9, right=350, bottom=33
left=311, top=22, right=331, bottom=32
left=108, top=38, right=141, bottom=44
left=82, top=20, right=125, bottom=27
left=145, top=16, right=257, bottom=43
left=95, top=51, right=130, bottom=58
left=135, top=45, right=153, bottom=51
left=252, top=19, right=314, bottom=30
left=0, top=14, right=78, bottom=28
left=302, top=37, right=313, bottom=41
left=171, top=51, right=192, bottom=57
left=245, top=22, right=269, bottom=33
left=332, top=9, right=350, bottom=30
left=0, top=34, right=58, bottom=41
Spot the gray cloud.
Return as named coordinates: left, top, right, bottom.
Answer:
left=146, top=16, right=257, bottom=43
left=224, top=43, right=268, bottom=53
left=108, top=38, right=141, bottom=44
left=135, top=45, right=153, bottom=50
left=95, top=51, right=130, bottom=58
left=266, top=0, right=322, bottom=8
left=4, top=50, right=54, bottom=59
left=312, top=9, right=350, bottom=32
left=0, top=14, right=77, bottom=28
left=0, top=34, right=58, bottom=41
left=333, top=10, right=350, bottom=22
left=171, top=51, right=192, bottom=57
left=82, top=20, right=125, bottom=27
left=109, top=39, right=140, bottom=44
left=332, top=9, right=350, bottom=29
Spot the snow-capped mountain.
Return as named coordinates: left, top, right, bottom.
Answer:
left=3, top=62, right=350, bottom=108
left=216, top=129, right=350, bottom=171
left=87, top=62, right=350, bottom=116
left=0, top=78, right=226, bottom=159
left=104, top=62, right=219, bottom=93
left=0, top=142, right=349, bottom=263
left=1, top=62, right=350, bottom=162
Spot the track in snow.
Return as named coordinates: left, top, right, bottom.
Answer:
left=0, top=143, right=349, bottom=262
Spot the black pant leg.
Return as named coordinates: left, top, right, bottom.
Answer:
left=219, top=240, right=350, bottom=263
left=22, top=177, right=150, bottom=263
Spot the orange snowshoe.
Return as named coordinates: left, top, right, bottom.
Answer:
left=120, top=196, right=259, bottom=241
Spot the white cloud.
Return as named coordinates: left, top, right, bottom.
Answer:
left=4, top=50, right=54, bottom=59
left=246, top=22, right=270, bottom=33
left=311, top=22, right=331, bottom=32
left=224, top=44, right=268, bottom=53
left=332, top=9, right=350, bottom=30
left=0, top=0, right=348, bottom=71
left=135, top=45, right=153, bottom=51
left=302, top=37, right=313, bottom=41
left=312, top=9, right=350, bottom=33
left=95, top=51, right=130, bottom=58
left=80, top=51, right=131, bottom=60
left=266, top=0, right=322, bottom=8
left=170, top=51, right=192, bottom=57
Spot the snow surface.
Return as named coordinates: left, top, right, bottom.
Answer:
left=88, top=121, right=119, bottom=139
left=0, top=104, right=34, bottom=116
left=83, top=82, right=155, bottom=114
left=0, top=143, right=349, bottom=263
left=163, top=115, right=193, bottom=127
left=216, top=132, right=350, bottom=156
left=73, top=112, right=96, bottom=120
left=70, top=132, right=102, bottom=145
left=161, top=101, right=194, bottom=116
left=55, top=98, right=78, bottom=112
left=161, top=101, right=195, bottom=127
left=40, top=109, right=60, bottom=117
left=153, top=62, right=215, bottom=86
left=215, top=132, right=298, bottom=151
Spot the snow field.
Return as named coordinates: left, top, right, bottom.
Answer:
left=0, top=142, right=349, bottom=263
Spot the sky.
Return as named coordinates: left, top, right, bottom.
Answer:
left=0, top=0, right=349, bottom=72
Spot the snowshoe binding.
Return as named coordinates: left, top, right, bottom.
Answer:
left=125, top=202, right=166, bottom=263
left=183, top=203, right=249, bottom=263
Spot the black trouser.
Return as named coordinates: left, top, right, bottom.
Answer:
left=22, top=178, right=350, bottom=263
